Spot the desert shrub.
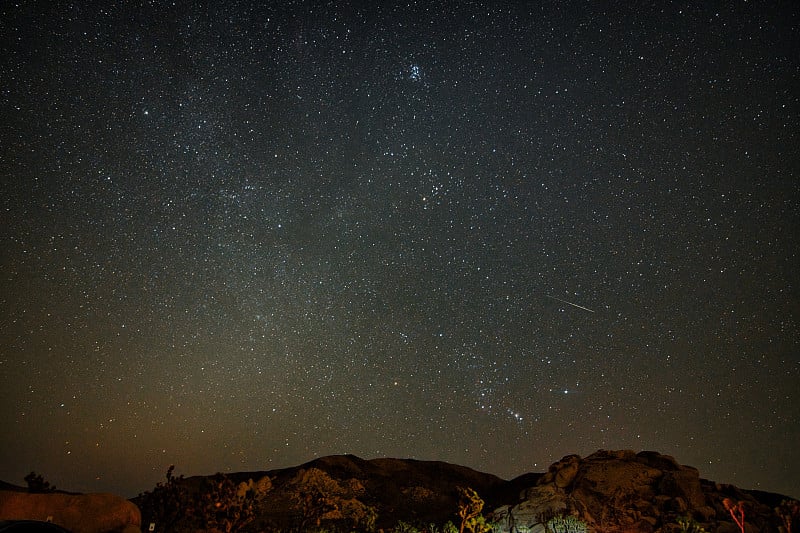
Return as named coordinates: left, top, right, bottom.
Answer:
left=545, top=514, right=588, bottom=533
left=676, top=513, right=708, bottom=533
left=24, top=472, right=56, bottom=493
left=137, top=466, right=271, bottom=533
left=392, top=520, right=459, bottom=533
left=137, top=465, right=191, bottom=532
left=442, top=522, right=459, bottom=533
left=456, top=487, right=492, bottom=533
left=288, top=467, right=377, bottom=532
left=197, top=473, right=271, bottom=533
left=776, top=499, right=800, bottom=533
left=394, top=521, right=420, bottom=533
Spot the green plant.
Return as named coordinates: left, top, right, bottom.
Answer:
left=442, top=520, right=459, bottom=533
left=394, top=521, right=463, bottom=533
left=545, top=514, right=588, bottom=533
left=428, top=522, right=459, bottom=533
left=677, top=514, right=708, bottom=533
left=394, top=521, right=420, bottom=533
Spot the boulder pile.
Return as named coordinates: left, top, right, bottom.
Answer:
left=491, top=450, right=785, bottom=532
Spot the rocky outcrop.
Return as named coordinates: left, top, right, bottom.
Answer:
left=125, top=451, right=794, bottom=532
left=250, top=455, right=510, bottom=530
left=491, top=450, right=785, bottom=533
left=0, top=491, right=141, bottom=533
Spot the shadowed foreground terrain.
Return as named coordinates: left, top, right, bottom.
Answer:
left=133, top=450, right=797, bottom=532
left=2, top=450, right=797, bottom=533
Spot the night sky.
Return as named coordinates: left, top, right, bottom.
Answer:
left=1, top=2, right=798, bottom=499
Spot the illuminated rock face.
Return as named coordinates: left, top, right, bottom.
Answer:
left=123, top=452, right=790, bottom=532
left=490, top=450, right=783, bottom=533
left=0, top=491, right=141, bottom=533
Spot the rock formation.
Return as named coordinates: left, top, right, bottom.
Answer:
left=0, top=490, right=141, bottom=533
left=9, top=451, right=792, bottom=532
left=490, top=450, right=787, bottom=533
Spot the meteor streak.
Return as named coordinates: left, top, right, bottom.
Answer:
left=547, top=295, right=595, bottom=313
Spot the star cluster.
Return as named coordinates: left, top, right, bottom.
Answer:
left=1, top=2, right=798, bottom=498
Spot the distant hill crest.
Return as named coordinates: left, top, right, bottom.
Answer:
left=4, top=450, right=796, bottom=532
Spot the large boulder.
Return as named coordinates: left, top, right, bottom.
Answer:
left=569, top=450, right=669, bottom=530
left=0, top=491, right=141, bottom=533
left=492, top=484, right=569, bottom=533
left=491, top=450, right=718, bottom=533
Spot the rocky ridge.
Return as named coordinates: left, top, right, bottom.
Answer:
left=134, top=450, right=795, bottom=532
left=3, top=450, right=796, bottom=532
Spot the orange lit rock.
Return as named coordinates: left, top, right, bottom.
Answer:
left=0, top=490, right=141, bottom=533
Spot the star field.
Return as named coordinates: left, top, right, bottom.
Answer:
left=1, top=2, right=798, bottom=498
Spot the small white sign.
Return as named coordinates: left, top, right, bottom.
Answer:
left=149, top=523, right=156, bottom=532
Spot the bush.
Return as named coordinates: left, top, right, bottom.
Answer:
left=545, top=514, right=588, bottom=533
left=456, top=487, right=492, bottom=533
left=24, top=472, right=56, bottom=493
left=137, top=466, right=271, bottom=533
left=676, top=513, right=708, bottom=533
